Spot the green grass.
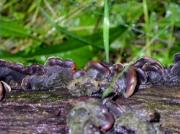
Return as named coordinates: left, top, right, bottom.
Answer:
left=0, top=0, right=179, bottom=66
left=103, top=0, right=110, bottom=63
left=1, top=0, right=179, bottom=98
left=143, top=0, right=150, bottom=56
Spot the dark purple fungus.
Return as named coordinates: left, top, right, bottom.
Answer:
left=73, top=70, right=86, bottom=79
left=174, top=53, right=180, bottom=63
left=109, top=64, right=123, bottom=74
left=46, top=57, right=76, bottom=72
left=86, top=61, right=110, bottom=80
left=0, top=60, right=26, bottom=90
left=1, top=54, right=180, bottom=100
left=99, top=107, right=115, bottom=132
left=21, top=65, right=74, bottom=91
left=23, top=64, right=45, bottom=75
left=45, top=57, right=63, bottom=66
left=135, top=67, right=147, bottom=83
left=102, top=99, right=127, bottom=118
left=171, top=61, right=180, bottom=76
left=134, top=57, right=163, bottom=71
left=124, top=67, right=137, bottom=98
left=115, top=66, right=137, bottom=98
left=63, top=60, right=77, bottom=72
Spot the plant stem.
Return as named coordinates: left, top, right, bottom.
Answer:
left=103, top=0, right=110, bottom=63
left=143, top=0, right=151, bottom=56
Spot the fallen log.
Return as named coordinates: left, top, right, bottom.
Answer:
left=0, top=86, right=179, bottom=133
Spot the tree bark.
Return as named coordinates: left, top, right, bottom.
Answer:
left=0, top=87, right=179, bottom=133
left=116, top=87, right=180, bottom=133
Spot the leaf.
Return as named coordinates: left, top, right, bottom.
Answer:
left=166, top=3, right=180, bottom=26
left=53, top=46, right=95, bottom=68
left=112, top=1, right=143, bottom=23
left=0, top=17, right=31, bottom=37
left=20, top=46, right=95, bottom=68
left=40, top=8, right=91, bottom=45
left=0, top=24, right=127, bottom=58
left=103, top=0, right=110, bottom=62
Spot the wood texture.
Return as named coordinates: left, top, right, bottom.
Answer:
left=0, top=87, right=179, bottom=133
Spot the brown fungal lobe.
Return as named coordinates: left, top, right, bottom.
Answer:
left=0, top=81, right=11, bottom=101
left=123, top=66, right=137, bottom=98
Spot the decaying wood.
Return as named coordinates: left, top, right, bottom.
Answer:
left=0, top=87, right=179, bottom=133
left=117, top=87, right=180, bottom=133
left=0, top=90, right=72, bottom=134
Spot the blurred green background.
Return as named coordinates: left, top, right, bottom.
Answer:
left=0, top=0, right=180, bottom=68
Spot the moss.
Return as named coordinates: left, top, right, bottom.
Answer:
left=67, top=98, right=110, bottom=134
left=7, top=89, right=69, bottom=103
left=114, top=112, right=161, bottom=134
left=143, top=102, right=180, bottom=111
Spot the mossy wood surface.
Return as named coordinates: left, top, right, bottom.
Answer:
left=0, top=87, right=179, bottom=133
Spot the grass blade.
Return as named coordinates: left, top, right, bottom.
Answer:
left=103, top=0, right=110, bottom=63
left=0, top=17, right=31, bottom=37
left=0, top=25, right=127, bottom=58
left=40, top=8, right=91, bottom=44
